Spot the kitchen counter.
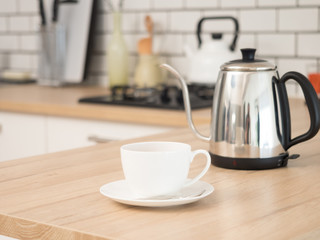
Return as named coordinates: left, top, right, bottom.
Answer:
left=0, top=84, right=210, bottom=127
left=0, top=99, right=320, bottom=240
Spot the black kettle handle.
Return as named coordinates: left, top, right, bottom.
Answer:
left=277, top=71, right=320, bottom=150
left=196, top=16, right=239, bottom=51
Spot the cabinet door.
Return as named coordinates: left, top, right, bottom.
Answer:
left=0, top=112, right=46, bottom=162
left=47, top=116, right=173, bottom=153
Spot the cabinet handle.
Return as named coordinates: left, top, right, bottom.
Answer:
left=0, top=124, right=2, bottom=133
left=87, top=135, right=113, bottom=144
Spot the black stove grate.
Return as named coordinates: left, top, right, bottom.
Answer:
left=79, top=85, right=214, bottom=110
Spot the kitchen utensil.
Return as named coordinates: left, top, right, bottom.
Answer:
left=38, top=23, right=67, bottom=86
left=38, top=0, right=47, bottom=25
left=145, top=15, right=153, bottom=36
left=134, top=55, right=162, bottom=87
left=52, top=0, right=78, bottom=22
left=161, top=48, right=320, bottom=170
left=184, top=16, right=239, bottom=85
left=120, top=141, right=211, bottom=198
left=138, top=38, right=152, bottom=55
left=100, top=179, right=214, bottom=207
left=138, top=15, right=153, bottom=55
left=134, top=15, right=163, bottom=87
left=137, top=15, right=153, bottom=55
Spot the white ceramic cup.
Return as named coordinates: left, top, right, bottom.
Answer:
left=120, top=141, right=211, bottom=198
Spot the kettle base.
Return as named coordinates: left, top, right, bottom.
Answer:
left=210, top=152, right=289, bottom=170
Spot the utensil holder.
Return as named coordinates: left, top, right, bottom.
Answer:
left=134, top=55, right=163, bottom=88
left=38, top=24, right=66, bottom=86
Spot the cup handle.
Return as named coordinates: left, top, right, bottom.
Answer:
left=184, top=149, right=211, bottom=187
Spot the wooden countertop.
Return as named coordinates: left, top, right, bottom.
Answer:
left=0, top=99, right=320, bottom=239
left=0, top=84, right=210, bottom=127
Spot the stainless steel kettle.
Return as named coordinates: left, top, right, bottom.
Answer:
left=161, top=48, right=320, bottom=170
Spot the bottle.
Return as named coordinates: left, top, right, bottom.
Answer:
left=107, top=11, right=129, bottom=88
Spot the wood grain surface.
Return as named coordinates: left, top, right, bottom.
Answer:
left=0, top=99, right=320, bottom=240
left=0, top=85, right=210, bottom=127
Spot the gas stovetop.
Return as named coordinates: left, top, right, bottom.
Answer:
left=79, top=85, right=214, bottom=110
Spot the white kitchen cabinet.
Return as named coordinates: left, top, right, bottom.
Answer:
left=0, top=112, right=173, bottom=161
left=47, top=116, right=173, bottom=153
left=0, top=112, right=46, bottom=162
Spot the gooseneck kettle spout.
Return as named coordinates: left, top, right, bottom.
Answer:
left=160, top=64, right=210, bottom=142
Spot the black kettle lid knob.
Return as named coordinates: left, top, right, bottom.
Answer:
left=241, top=48, right=256, bottom=61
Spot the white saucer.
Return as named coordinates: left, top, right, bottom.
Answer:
left=100, top=179, right=214, bottom=207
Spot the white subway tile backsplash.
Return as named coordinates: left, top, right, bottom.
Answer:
left=9, top=16, right=31, bottom=32
left=102, top=32, right=138, bottom=54
left=9, top=54, right=32, bottom=69
left=221, top=0, right=256, bottom=8
left=279, top=9, right=318, bottom=31
left=167, top=55, right=188, bottom=80
left=129, top=55, right=137, bottom=76
left=153, top=0, right=183, bottom=10
left=257, top=34, right=295, bottom=56
left=298, top=0, right=320, bottom=5
left=237, top=34, right=255, bottom=50
left=0, top=35, right=19, bottom=51
left=170, top=11, right=201, bottom=32
left=122, top=12, right=139, bottom=32
left=123, top=0, right=151, bottom=10
left=101, top=0, right=124, bottom=12
left=277, top=58, right=316, bottom=76
left=138, top=12, right=168, bottom=33
left=18, top=0, right=38, bottom=13
left=0, top=52, right=9, bottom=69
left=123, top=33, right=140, bottom=53
left=30, top=54, right=39, bottom=70
left=298, top=34, right=320, bottom=57
left=0, top=0, right=17, bottom=13
left=262, top=57, right=277, bottom=65
left=258, top=0, right=296, bottom=7
left=184, top=33, right=198, bottom=53
left=186, top=0, right=218, bottom=9
left=0, top=16, right=7, bottom=31
left=157, top=34, right=183, bottom=54
left=153, top=33, right=167, bottom=54
left=30, top=15, right=41, bottom=32
left=102, top=12, right=138, bottom=33
left=20, top=34, right=38, bottom=51
left=239, top=10, right=276, bottom=32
